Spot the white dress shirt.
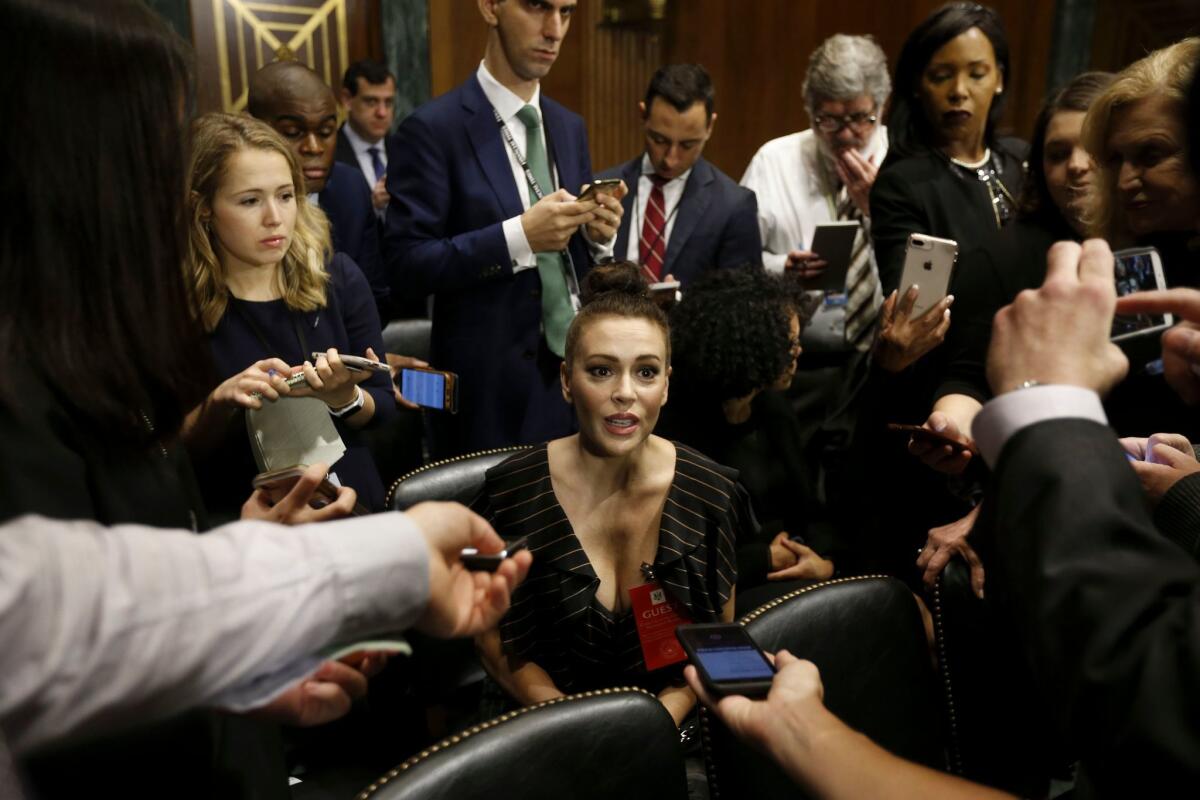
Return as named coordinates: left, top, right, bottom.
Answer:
left=475, top=61, right=612, bottom=273
left=971, top=384, right=1109, bottom=467
left=740, top=126, right=888, bottom=274
left=342, top=121, right=386, bottom=190
left=741, top=126, right=888, bottom=351
left=624, top=154, right=691, bottom=265
left=0, top=512, right=429, bottom=756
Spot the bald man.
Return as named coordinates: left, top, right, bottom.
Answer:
left=248, top=61, right=390, bottom=321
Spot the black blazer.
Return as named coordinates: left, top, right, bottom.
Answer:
left=598, top=156, right=762, bottom=284
left=319, top=160, right=388, bottom=319
left=977, top=418, right=1200, bottom=795
left=869, top=141, right=1026, bottom=294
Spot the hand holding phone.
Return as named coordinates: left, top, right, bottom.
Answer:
left=460, top=536, right=529, bottom=572
left=886, top=423, right=978, bottom=455
left=401, top=367, right=459, bottom=413
left=676, top=623, right=776, bottom=697
left=898, top=234, right=958, bottom=317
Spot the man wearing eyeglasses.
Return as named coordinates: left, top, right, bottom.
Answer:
left=741, top=34, right=891, bottom=354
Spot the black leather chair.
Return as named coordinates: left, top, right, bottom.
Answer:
left=356, top=688, right=688, bottom=800
left=386, top=446, right=530, bottom=732
left=387, top=445, right=526, bottom=510
left=382, top=318, right=433, bottom=362
left=702, top=576, right=945, bottom=799
left=930, top=560, right=1061, bottom=796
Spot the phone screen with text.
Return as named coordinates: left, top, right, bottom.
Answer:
left=401, top=369, right=446, bottom=410
left=695, top=644, right=774, bottom=682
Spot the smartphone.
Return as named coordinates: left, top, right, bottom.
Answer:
left=898, top=234, right=958, bottom=317
left=1111, top=247, right=1173, bottom=341
left=460, top=536, right=529, bottom=572
left=252, top=466, right=342, bottom=508
left=400, top=367, right=459, bottom=413
left=577, top=178, right=623, bottom=202
left=886, top=423, right=978, bottom=455
left=310, top=352, right=391, bottom=373
left=649, top=279, right=682, bottom=305
left=676, top=623, right=776, bottom=697
left=805, top=221, right=861, bottom=292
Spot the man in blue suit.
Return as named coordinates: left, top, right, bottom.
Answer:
left=386, top=0, right=624, bottom=456
left=598, top=64, right=761, bottom=287
left=248, top=62, right=390, bottom=321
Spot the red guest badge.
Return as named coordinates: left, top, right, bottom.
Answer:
left=629, top=578, right=692, bottom=671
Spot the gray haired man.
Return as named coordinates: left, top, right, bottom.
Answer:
left=741, top=34, right=891, bottom=353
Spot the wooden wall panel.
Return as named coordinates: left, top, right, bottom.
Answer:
left=190, top=0, right=381, bottom=114
left=1090, top=0, right=1200, bottom=74
left=663, top=0, right=1057, bottom=178
left=426, top=0, right=1060, bottom=180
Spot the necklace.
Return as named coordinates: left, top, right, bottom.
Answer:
left=949, top=149, right=1015, bottom=229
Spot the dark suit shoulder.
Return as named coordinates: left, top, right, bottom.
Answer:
left=335, top=124, right=358, bottom=168
left=703, top=159, right=755, bottom=200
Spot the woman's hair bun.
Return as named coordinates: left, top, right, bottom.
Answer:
left=579, top=261, right=649, bottom=307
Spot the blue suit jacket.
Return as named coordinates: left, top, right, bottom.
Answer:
left=599, top=156, right=762, bottom=284
left=319, top=161, right=388, bottom=319
left=385, top=75, right=594, bottom=454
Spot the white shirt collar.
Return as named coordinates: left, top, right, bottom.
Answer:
left=341, top=121, right=381, bottom=158
left=477, top=61, right=541, bottom=125
left=638, top=153, right=692, bottom=186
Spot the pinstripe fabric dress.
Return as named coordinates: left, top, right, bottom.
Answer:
left=474, top=442, right=748, bottom=694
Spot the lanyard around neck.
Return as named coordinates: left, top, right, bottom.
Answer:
left=492, top=105, right=581, bottom=307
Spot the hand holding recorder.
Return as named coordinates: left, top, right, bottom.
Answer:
left=407, top=501, right=533, bottom=639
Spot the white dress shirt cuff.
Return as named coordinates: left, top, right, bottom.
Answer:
left=763, top=252, right=788, bottom=275
left=503, top=215, right=537, bottom=273
left=972, top=385, right=1108, bottom=468
left=581, top=224, right=616, bottom=261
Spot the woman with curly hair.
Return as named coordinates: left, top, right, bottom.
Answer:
left=657, top=267, right=836, bottom=607
left=182, top=113, right=394, bottom=516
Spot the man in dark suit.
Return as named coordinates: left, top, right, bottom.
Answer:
left=971, top=238, right=1200, bottom=793
left=335, top=59, right=397, bottom=220
left=598, top=64, right=761, bottom=286
left=248, top=61, right=389, bottom=321
left=385, top=0, right=624, bottom=456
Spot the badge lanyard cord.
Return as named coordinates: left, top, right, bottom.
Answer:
left=493, top=107, right=582, bottom=311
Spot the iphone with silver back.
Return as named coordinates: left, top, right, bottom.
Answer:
left=899, top=234, right=959, bottom=317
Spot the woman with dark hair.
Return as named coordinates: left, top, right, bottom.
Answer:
left=871, top=2, right=1026, bottom=293
left=474, top=263, right=744, bottom=729
left=912, top=71, right=1116, bottom=481
left=657, top=268, right=836, bottom=603
left=0, top=1, right=355, bottom=796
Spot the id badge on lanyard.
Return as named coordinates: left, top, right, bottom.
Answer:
left=628, top=563, right=692, bottom=671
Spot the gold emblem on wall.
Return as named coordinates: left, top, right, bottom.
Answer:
left=208, top=0, right=350, bottom=112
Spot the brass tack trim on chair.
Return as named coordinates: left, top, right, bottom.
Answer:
left=701, top=574, right=895, bottom=798
left=736, top=574, right=891, bottom=625
left=931, top=577, right=964, bottom=775
left=383, top=445, right=528, bottom=508
left=355, top=686, right=657, bottom=799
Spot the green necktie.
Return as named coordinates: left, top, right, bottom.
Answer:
left=516, top=104, right=574, bottom=358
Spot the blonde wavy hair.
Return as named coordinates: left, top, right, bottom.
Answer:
left=1081, top=37, right=1200, bottom=245
left=185, top=112, right=331, bottom=331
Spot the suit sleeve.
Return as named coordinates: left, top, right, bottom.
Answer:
left=716, top=187, right=764, bottom=270
left=869, top=167, right=928, bottom=294
left=385, top=112, right=513, bottom=297
left=981, top=418, right=1200, bottom=788
left=351, top=184, right=389, bottom=319
left=331, top=254, right=395, bottom=426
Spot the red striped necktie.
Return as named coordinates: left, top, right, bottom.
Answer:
left=639, top=175, right=669, bottom=279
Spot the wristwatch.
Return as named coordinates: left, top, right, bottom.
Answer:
left=329, top=386, right=365, bottom=419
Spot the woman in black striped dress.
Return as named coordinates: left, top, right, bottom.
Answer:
left=474, top=264, right=748, bottom=727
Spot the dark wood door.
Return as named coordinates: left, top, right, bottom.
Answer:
left=190, top=0, right=383, bottom=114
